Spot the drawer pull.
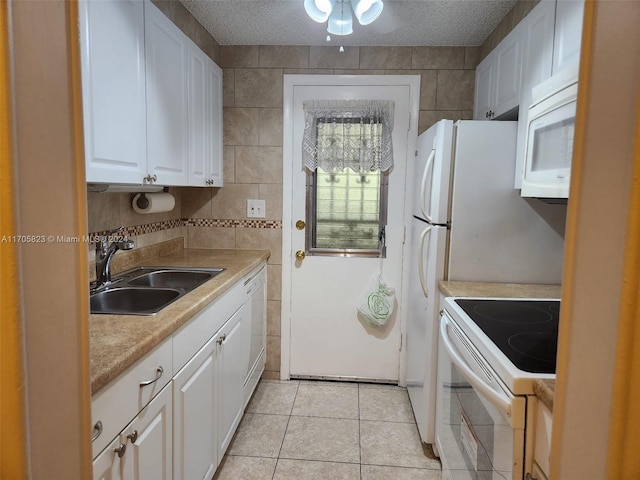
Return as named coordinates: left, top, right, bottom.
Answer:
left=91, top=420, right=103, bottom=442
left=216, top=333, right=227, bottom=346
left=139, top=366, right=164, bottom=387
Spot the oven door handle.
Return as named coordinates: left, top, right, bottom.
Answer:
left=440, top=314, right=512, bottom=418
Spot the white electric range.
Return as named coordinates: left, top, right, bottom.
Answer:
left=435, top=297, right=559, bottom=480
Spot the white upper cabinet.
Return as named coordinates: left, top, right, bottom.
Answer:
left=493, top=30, right=524, bottom=116
left=145, top=1, right=189, bottom=186
left=80, top=0, right=223, bottom=187
left=474, top=56, right=495, bottom=120
left=188, top=40, right=223, bottom=187
left=80, top=0, right=147, bottom=184
left=473, top=28, right=523, bottom=119
left=552, top=0, right=585, bottom=74
left=514, top=0, right=556, bottom=188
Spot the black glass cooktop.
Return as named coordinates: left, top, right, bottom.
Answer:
left=454, top=299, right=560, bottom=374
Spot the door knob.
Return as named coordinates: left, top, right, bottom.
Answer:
left=296, top=220, right=306, bottom=230
left=295, top=250, right=306, bottom=260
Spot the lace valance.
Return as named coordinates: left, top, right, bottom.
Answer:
left=302, top=100, right=394, bottom=173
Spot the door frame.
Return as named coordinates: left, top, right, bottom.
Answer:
left=281, top=74, right=421, bottom=380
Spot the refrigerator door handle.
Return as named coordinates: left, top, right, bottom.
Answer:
left=420, top=149, right=436, bottom=222
left=418, top=226, right=432, bottom=297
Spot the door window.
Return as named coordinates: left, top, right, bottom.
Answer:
left=305, top=114, right=389, bottom=257
left=307, top=166, right=388, bottom=256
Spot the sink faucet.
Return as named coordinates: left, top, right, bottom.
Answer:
left=94, top=227, right=135, bottom=289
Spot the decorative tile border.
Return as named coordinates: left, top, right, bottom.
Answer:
left=91, top=218, right=282, bottom=238
left=184, top=219, right=282, bottom=229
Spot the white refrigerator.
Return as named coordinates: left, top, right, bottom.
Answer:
left=404, top=120, right=565, bottom=445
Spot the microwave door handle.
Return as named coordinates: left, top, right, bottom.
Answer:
left=420, top=149, right=436, bottom=222
left=418, top=226, right=432, bottom=297
left=439, top=315, right=512, bottom=418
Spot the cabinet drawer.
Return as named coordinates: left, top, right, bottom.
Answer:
left=173, top=279, right=246, bottom=373
left=91, top=338, right=172, bottom=459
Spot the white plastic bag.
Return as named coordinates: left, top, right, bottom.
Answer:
left=357, top=274, right=396, bottom=328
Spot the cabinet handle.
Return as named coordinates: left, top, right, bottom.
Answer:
left=127, top=430, right=138, bottom=444
left=485, top=111, right=489, bottom=118
left=139, top=366, right=164, bottom=387
left=216, top=333, right=227, bottom=345
left=91, top=420, right=103, bottom=442
left=114, top=443, right=127, bottom=458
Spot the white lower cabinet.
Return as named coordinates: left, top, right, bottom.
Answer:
left=173, top=331, right=219, bottom=480
left=93, top=383, right=172, bottom=480
left=217, top=303, right=251, bottom=458
left=92, top=263, right=266, bottom=480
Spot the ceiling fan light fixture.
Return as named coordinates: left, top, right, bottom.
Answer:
left=304, top=0, right=335, bottom=23
left=327, top=1, right=353, bottom=36
left=350, top=0, right=383, bottom=25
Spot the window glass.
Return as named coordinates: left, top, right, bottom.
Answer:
left=306, top=118, right=387, bottom=257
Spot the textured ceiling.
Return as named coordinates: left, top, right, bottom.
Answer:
left=180, top=0, right=518, bottom=47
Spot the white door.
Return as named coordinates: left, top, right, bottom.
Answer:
left=474, top=52, right=495, bottom=120
left=126, top=384, right=172, bottom=480
left=79, top=0, right=147, bottom=184
left=283, top=76, right=419, bottom=382
left=218, top=303, right=250, bottom=458
left=92, top=435, right=126, bottom=480
left=144, top=0, right=189, bottom=186
left=173, top=333, right=219, bottom=480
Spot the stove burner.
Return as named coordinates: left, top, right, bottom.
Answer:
left=507, top=332, right=557, bottom=364
left=473, top=302, right=553, bottom=325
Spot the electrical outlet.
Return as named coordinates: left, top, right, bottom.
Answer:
left=247, top=199, right=266, bottom=218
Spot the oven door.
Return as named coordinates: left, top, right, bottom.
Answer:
left=436, top=311, right=526, bottom=480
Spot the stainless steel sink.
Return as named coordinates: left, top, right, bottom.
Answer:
left=90, top=266, right=225, bottom=315
left=127, top=268, right=224, bottom=290
left=90, top=287, right=181, bottom=315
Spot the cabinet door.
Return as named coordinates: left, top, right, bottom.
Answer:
left=218, top=303, right=251, bottom=458
left=473, top=52, right=494, bottom=119
left=173, top=334, right=219, bottom=480
left=206, top=59, right=224, bottom=187
left=552, top=0, right=585, bottom=74
left=493, top=28, right=523, bottom=117
left=514, top=0, right=556, bottom=188
left=79, top=0, right=147, bottom=184
left=93, top=435, right=126, bottom=480
left=187, top=42, right=223, bottom=187
left=144, top=0, right=189, bottom=186
left=125, top=384, right=173, bottom=480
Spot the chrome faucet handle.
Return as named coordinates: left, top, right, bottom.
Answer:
left=95, top=227, right=126, bottom=255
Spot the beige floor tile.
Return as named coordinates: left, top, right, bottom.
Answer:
left=273, top=459, right=360, bottom=480
left=246, top=380, right=299, bottom=415
left=280, top=416, right=360, bottom=463
left=227, top=413, right=289, bottom=458
left=361, top=465, right=442, bottom=480
left=291, top=383, right=359, bottom=419
left=359, top=385, right=415, bottom=423
left=213, top=455, right=277, bottom=480
left=360, top=421, right=440, bottom=469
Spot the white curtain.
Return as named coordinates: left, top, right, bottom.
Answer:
left=302, top=100, right=394, bottom=173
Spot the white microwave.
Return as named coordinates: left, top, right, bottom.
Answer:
left=521, top=67, right=579, bottom=199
